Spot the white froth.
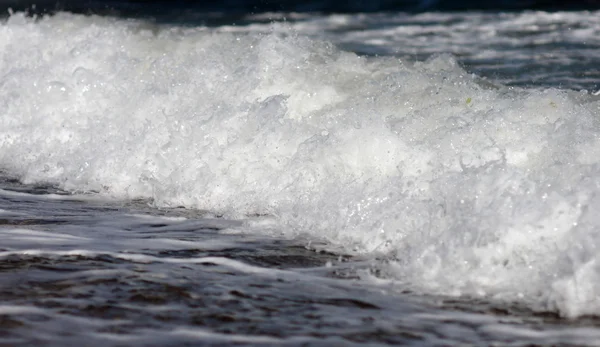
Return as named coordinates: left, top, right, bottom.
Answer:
left=2, top=12, right=600, bottom=317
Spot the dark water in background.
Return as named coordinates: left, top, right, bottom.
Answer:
left=1, top=0, right=600, bottom=17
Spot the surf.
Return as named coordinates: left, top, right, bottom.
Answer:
left=2, top=11, right=600, bottom=318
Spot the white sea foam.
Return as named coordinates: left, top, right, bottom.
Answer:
left=2, top=12, right=600, bottom=317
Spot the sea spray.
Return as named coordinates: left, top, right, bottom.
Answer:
left=2, top=12, right=600, bottom=317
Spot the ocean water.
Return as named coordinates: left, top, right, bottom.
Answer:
left=2, top=8, right=600, bottom=346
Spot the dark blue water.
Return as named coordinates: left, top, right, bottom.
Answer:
left=1, top=0, right=600, bottom=18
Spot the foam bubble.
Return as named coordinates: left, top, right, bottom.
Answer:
left=2, top=12, right=600, bottom=317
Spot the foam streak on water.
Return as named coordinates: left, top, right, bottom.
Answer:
left=2, top=11, right=600, bottom=322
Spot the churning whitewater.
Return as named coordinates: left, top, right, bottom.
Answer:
left=2, top=12, right=600, bottom=319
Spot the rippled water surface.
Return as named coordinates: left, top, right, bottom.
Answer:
left=4, top=182, right=600, bottom=346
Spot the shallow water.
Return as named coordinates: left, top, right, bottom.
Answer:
left=4, top=181, right=600, bottom=346
left=2, top=9, right=600, bottom=346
